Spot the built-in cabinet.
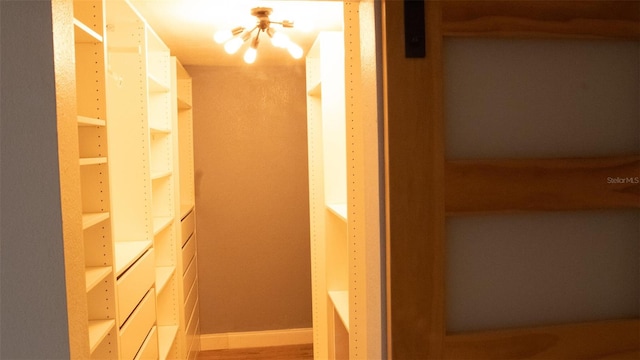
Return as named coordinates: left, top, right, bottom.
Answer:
left=306, top=3, right=384, bottom=354
left=68, top=0, right=199, bottom=358
left=174, top=58, right=201, bottom=360
left=306, top=31, right=349, bottom=360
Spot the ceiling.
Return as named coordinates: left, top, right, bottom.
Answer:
left=129, top=0, right=344, bottom=67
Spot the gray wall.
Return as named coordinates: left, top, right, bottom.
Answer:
left=188, top=65, right=312, bottom=334
left=0, top=0, right=70, bottom=358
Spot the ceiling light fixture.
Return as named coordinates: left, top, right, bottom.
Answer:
left=213, top=7, right=303, bottom=64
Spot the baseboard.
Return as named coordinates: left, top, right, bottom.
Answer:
left=200, top=328, right=313, bottom=351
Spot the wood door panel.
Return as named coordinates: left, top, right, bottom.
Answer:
left=446, top=155, right=640, bottom=214
left=383, top=0, right=446, bottom=358
left=442, top=0, right=640, bottom=39
left=383, top=1, right=640, bottom=358
left=444, top=319, right=640, bottom=360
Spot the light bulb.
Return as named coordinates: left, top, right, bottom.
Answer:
left=214, top=30, right=232, bottom=44
left=243, top=47, right=257, bottom=64
left=271, top=32, right=290, bottom=48
left=214, top=27, right=244, bottom=44
left=224, top=37, right=243, bottom=54
left=287, top=42, right=303, bottom=59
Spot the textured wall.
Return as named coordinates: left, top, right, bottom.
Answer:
left=188, top=65, right=312, bottom=333
left=0, top=0, right=71, bottom=357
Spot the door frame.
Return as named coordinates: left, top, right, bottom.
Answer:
left=381, top=1, right=640, bottom=358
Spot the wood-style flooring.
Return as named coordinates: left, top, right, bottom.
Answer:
left=197, top=344, right=314, bottom=360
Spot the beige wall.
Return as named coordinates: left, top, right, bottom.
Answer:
left=188, top=65, right=312, bottom=333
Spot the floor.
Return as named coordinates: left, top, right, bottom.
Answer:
left=197, top=344, right=314, bottom=360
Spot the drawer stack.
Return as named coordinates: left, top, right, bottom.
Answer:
left=181, top=208, right=200, bottom=359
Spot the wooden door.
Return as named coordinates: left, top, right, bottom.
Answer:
left=382, top=1, right=640, bottom=359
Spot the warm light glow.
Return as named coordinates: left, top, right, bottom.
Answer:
left=244, top=35, right=259, bottom=64
left=295, top=19, right=314, bottom=33
left=214, top=26, right=244, bottom=44
left=212, top=3, right=332, bottom=63
left=224, top=37, right=243, bottom=54
left=214, top=29, right=233, bottom=44
left=243, top=47, right=257, bottom=64
left=270, top=32, right=290, bottom=48
left=287, top=42, right=303, bottom=59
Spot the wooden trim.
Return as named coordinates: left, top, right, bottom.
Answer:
left=442, top=0, right=640, bottom=39
left=383, top=1, right=446, bottom=358
left=444, top=319, right=640, bottom=360
left=445, top=155, right=640, bottom=214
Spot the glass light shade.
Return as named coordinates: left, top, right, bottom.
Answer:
left=287, top=42, right=303, bottom=59
left=243, top=47, right=257, bottom=64
left=224, top=37, right=244, bottom=54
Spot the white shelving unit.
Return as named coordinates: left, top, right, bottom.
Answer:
left=306, top=31, right=350, bottom=360
left=173, top=57, right=201, bottom=360
left=306, top=5, right=384, bottom=356
left=73, top=0, right=118, bottom=357
left=64, top=0, right=199, bottom=358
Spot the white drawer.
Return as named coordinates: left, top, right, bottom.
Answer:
left=183, top=256, right=197, bottom=299
left=182, top=233, right=196, bottom=273
left=181, top=209, right=195, bottom=246
left=120, top=289, right=156, bottom=360
left=186, top=299, right=199, bottom=343
left=133, top=326, right=158, bottom=360
left=184, top=279, right=198, bottom=324
left=117, top=249, right=155, bottom=325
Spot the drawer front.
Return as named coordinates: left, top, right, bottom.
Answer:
left=133, top=326, right=158, bottom=360
left=181, top=209, right=195, bottom=246
left=182, top=233, right=196, bottom=273
left=117, top=249, right=155, bottom=324
left=186, top=300, right=200, bottom=353
left=120, top=289, right=156, bottom=360
left=184, top=279, right=198, bottom=324
left=183, top=256, right=197, bottom=299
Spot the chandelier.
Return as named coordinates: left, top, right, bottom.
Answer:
left=213, top=7, right=303, bottom=64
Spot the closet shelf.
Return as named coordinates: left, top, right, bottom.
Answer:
left=85, top=266, right=112, bottom=292
left=158, top=325, right=179, bottom=360
left=307, top=81, right=322, bottom=97
left=150, top=126, right=171, bottom=134
left=155, top=266, right=175, bottom=295
left=88, top=319, right=115, bottom=354
left=82, top=212, right=110, bottom=230
left=328, top=290, right=349, bottom=331
left=177, top=97, right=192, bottom=110
left=327, top=203, right=347, bottom=222
left=73, top=18, right=103, bottom=44
left=77, top=116, right=106, bottom=127
left=114, top=240, right=152, bottom=277
left=153, top=216, right=173, bottom=235
left=148, top=74, right=170, bottom=93
left=151, top=170, right=172, bottom=180
left=79, top=157, right=107, bottom=166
